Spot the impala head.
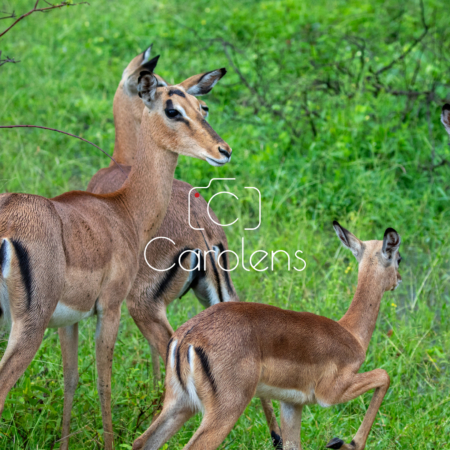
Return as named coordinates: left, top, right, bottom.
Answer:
left=441, top=104, right=450, bottom=138
left=115, top=45, right=222, bottom=164
left=333, top=221, right=402, bottom=292
left=119, top=45, right=210, bottom=120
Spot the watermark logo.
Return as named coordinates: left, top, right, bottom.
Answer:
left=145, top=178, right=307, bottom=273
left=188, top=178, right=261, bottom=231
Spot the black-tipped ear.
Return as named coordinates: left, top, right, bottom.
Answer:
left=141, top=54, right=160, bottom=73
left=382, top=228, right=401, bottom=259
left=179, top=68, right=227, bottom=96
left=142, top=43, right=153, bottom=63
left=333, top=221, right=363, bottom=259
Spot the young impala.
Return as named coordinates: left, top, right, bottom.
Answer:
left=85, top=45, right=282, bottom=448
left=0, top=56, right=231, bottom=450
left=133, top=221, right=402, bottom=450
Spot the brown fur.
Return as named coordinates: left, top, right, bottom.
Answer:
left=0, top=56, right=231, bottom=450
left=84, top=48, right=281, bottom=448
left=133, top=222, right=402, bottom=450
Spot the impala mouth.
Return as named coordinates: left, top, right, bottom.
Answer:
left=206, top=155, right=231, bottom=167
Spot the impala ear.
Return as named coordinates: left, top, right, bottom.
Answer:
left=124, top=54, right=164, bottom=96
left=141, top=45, right=168, bottom=86
left=142, top=44, right=153, bottom=63
left=179, top=68, right=227, bottom=96
left=441, top=104, right=450, bottom=138
left=333, top=221, right=363, bottom=259
left=382, top=228, right=401, bottom=260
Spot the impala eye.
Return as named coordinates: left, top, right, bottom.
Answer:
left=165, top=109, right=180, bottom=119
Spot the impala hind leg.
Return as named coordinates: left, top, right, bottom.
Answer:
left=0, top=321, right=47, bottom=415
left=132, top=400, right=195, bottom=450
left=182, top=398, right=250, bottom=450
left=58, top=323, right=79, bottom=450
left=126, top=296, right=174, bottom=384
left=95, top=304, right=122, bottom=450
left=280, top=402, right=303, bottom=450
left=324, top=369, right=390, bottom=450
left=261, top=398, right=283, bottom=448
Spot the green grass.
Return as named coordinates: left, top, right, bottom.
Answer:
left=1, top=0, right=450, bottom=448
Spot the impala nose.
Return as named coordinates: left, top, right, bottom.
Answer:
left=218, top=145, right=232, bottom=158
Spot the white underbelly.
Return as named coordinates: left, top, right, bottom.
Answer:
left=48, top=302, right=96, bottom=328
left=255, top=383, right=317, bottom=405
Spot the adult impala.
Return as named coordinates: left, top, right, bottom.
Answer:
left=85, top=45, right=282, bottom=449
left=0, top=55, right=231, bottom=449
left=133, top=221, right=402, bottom=450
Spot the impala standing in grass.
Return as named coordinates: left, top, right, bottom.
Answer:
left=133, top=221, right=402, bottom=450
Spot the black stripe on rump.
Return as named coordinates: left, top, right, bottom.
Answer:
left=216, top=242, right=234, bottom=296
left=11, top=239, right=32, bottom=309
left=194, top=346, right=217, bottom=393
left=193, top=222, right=223, bottom=303
left=153, top=247, right=191, bottom=299
left=204, top=245, right=223, bottom=303
left=176, top=341, right=184, bottom=389
left=0, top=240, right=6, bottom=275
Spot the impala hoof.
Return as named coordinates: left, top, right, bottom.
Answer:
left=326, top=438, right=345, bottom=449
left=271, top=430, right=283, bottom=449
left=326, top=438, right=356, bottom=450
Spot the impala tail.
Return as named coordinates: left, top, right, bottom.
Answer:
left=165, top=333, right=211, bottom=412
left=0, top=237, right=30, bottom=327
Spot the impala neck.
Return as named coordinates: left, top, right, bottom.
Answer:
left=338, top=269, right=385, bottom=352
left=112, top=113, right=139, bottom=166
left=115, top=113, right=178, bottom=248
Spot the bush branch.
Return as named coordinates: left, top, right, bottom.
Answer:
left=0, top=124, right=126, bottom=177
left=0, top=0, right=88, bottom=39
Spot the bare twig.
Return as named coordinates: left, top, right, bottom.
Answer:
left=0, top=50, right=19, bottom=66
left=0, top=125, right=127, bottom=177
left=374, top=0, right=429, bottom=76
left=0, top=11, right=16, bottom=20
left=420, top=159, right=450, bottom=171
left=0, top=1, right=88, bottom=39
left=212, top=37, right=302, bottom=138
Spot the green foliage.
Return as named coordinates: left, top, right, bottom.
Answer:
left=1, top=0, right=450, bottom=448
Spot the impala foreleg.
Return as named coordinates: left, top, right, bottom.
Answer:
left=58, top=323, right=79, bottom=450
left=325, top=369, right=390, bottom=450
left=95, top=304, right=122, bottom=450
left=280, top=402, right=303, bottom=450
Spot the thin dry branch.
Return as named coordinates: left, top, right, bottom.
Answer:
left=0, top=0, right=88, bottom=39
left=0, top=50, right=19, bottom=66
left=373, top=0, right=429, bottom=76
left=212, top=37, right=301, bottom=138
left=0, top=124, right=127, bottom=177
left=0, top=11, right=16, bottom=20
